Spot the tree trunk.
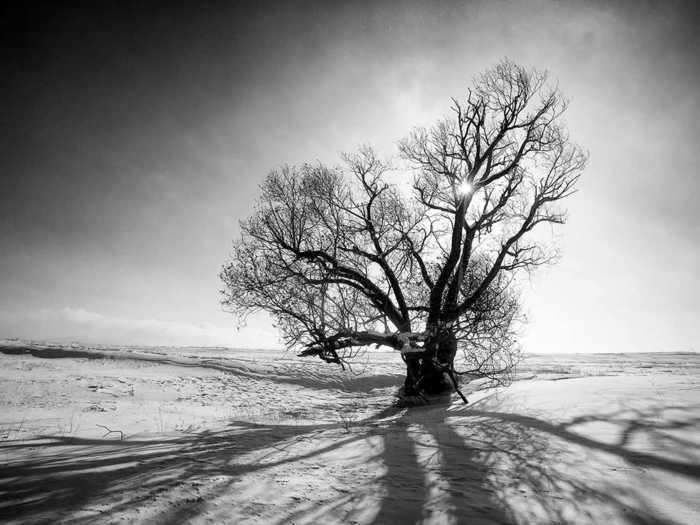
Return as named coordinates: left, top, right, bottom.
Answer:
left=403, top=328, right=457, bottom=397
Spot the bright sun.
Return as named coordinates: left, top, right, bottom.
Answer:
left=458, top=179, right=472, bottom=195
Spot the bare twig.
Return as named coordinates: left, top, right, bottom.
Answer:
left=96, top=424, right=124, bottom=440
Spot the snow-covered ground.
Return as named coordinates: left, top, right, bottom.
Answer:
left=1, top=340, right=698, bottom=524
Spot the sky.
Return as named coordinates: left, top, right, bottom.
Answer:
left=1, top=0, right=698, bottom=352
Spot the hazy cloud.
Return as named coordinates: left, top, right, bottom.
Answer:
left=0, top=307, right=273, bottom=348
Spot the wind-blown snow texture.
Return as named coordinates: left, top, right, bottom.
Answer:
left=1, top=340, right=699, bottom=524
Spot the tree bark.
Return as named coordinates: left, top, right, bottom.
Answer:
left=403, top=328, right=458, bottom=396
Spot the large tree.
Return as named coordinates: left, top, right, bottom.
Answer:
left=220, top=60, right=587, bottom=401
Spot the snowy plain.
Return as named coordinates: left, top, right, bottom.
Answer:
left=0, top=340, right=698, bottom=524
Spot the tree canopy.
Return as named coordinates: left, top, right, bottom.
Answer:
left=220, top=60, right=587, bottom=398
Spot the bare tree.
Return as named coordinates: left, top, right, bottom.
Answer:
left=220, top=60, right=587, bottom=401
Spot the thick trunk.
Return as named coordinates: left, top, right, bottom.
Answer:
left=403, top=328, right=458, bottom=397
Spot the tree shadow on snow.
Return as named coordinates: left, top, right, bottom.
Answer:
left=2, top=343, right=699, bottom=524
left=2, top=397, right=698, bottom=524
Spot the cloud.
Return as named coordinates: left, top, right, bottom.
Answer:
left=0, top=307, right=277, bottom=348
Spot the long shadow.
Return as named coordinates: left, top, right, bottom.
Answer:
left=452, top=399, right=700, bottom=524
left=465, top=405, right=700, bottom=480
left=371, top=396, right=698, bottom=524
left=0, top=423, right=356, bottom=523
left=371, top=402, right=513, bottom=525
left=3, top=343, right=699, bottom=525
left=0, top=404, right=407, bottom=524
left=2, top=401, right=697, bottom=524
left=370, top=416, right=428, bottom=524
left=424, top=404, right=513, bottom=525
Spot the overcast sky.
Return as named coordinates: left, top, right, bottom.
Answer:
left=1, top=1, right=698, bottom=352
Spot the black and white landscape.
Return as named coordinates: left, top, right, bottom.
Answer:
left=1, top=2, right=699, bottom=524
